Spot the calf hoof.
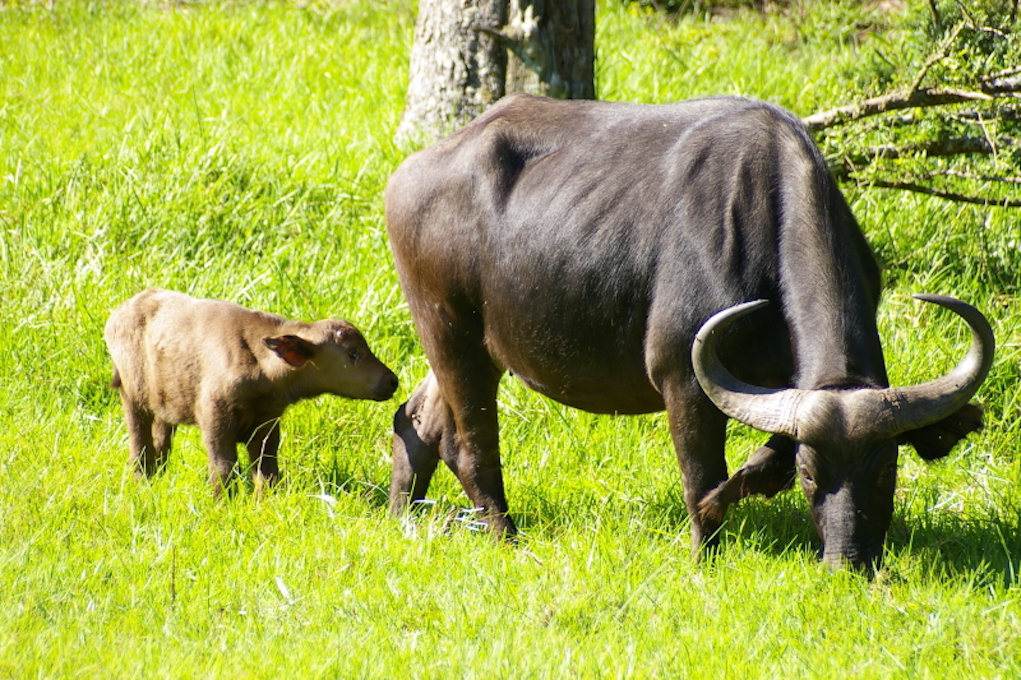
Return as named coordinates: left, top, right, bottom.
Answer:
left=253, top=472, right=280, bottom=500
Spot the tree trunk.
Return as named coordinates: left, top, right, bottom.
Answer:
left=504, top=1, right=596, bottom=100
left=395, top=0, right=595, bottom=147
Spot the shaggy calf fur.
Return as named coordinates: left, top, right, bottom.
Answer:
left=105, top=289, right=398, bottom=495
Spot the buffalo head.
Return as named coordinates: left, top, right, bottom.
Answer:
left=692, top=294, right=995, bottom=571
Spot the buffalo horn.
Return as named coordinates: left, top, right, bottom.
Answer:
left=872, top=294, right=995, bottom=436
left=691, top=295, right=995, bottom=441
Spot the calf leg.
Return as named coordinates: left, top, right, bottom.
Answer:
left=201, top=424, right=240, bottom=499
left=662, top=382, right=730, bottom=556
left=247, top=419, right=282, bottom=497
left=120, top=397, right=160, bottom=478
left=390, top=371, right=446, bottom=516
left=150, top=420, right=175, bottom=473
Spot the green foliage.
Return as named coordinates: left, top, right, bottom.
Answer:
left=623, top=0, right=784, bottom=19
left=1, top=1, right=1019, bottom=677
left=812, top=0, right=1021, bottom=205
left=623, top=0, right=1021, bottom=205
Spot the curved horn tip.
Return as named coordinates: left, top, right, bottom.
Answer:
left=732, top=298, right=771, bottom=314
left=911, top=293, right=995, bottom=340
left=876, top=292, right=996, bottom=438
left=912, top=293, right=965, bottom=308
left=696, top=299, right=771, bottom=341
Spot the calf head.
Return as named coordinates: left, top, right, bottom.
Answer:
left=692, top=295, right=995, bottom=571
left=264, top=320, right=398, bottom=401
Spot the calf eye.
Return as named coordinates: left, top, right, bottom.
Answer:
left=348, top=349, right=362, bottom=364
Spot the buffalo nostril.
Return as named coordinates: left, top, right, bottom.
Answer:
left=389, top=374, right=399, bottom=392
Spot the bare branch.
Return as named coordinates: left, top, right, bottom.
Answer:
left=866, top=136, right=1006, bottom=160
left=918, top=169, right=1021, bottom=184
left=802, top=88, right=993, bottom=132
left=952, top=106, right=1021, bottom=123
left=982, top=73, right=1021, bottom=95
left=986, top=66, right=1021, bottom=80
left=909, top=23, right=964, bottom=93
left=828, top=136, right=1016, bottom=180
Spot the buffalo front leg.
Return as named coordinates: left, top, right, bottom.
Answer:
left=390, top=371, right=447, bottom=517
left=663, top=384, right=730, bottom=556
left=697, top=435, right=796, bottom=523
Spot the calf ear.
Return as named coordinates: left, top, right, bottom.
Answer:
left=899, top=402, right=984, bottom=461
left=264, top=335, right=316, bottom=368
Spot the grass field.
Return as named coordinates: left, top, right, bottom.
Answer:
left=1, top=1, right=1019, bottom=677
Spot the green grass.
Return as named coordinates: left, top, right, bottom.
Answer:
left=1, top=0, right=1019, bottom=677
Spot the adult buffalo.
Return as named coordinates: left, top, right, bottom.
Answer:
left=385, top=93, right=994, bottom=570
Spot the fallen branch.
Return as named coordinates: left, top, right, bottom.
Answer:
left=917, top=169, right=1021, bottom=185
left=802, top=17, right=1021, bottom=206
left=802, top=88, right=994, bottom=132
left=829, top=136, right=1013, bottom=179
left=869, top=179, right=1021, bottom=207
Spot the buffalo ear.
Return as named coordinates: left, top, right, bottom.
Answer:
left=264, top=335, right=316, bottom=368
left=899, top=402, right=984, bottom=461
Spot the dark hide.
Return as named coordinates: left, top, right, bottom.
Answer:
left=385, top=93, right=987, bottom=569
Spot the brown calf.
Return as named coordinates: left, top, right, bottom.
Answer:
left=104, top=289, right=398, bottom=496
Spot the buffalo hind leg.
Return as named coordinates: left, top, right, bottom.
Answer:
left=390, top=371, right=447, bottom=516
left=390, top=367, right=514, bottom=536
left=697, top=435, right=796, bottom=524
left=428, top=338, right=514, bottom=536
left=441, top=383, right=514, bottom=537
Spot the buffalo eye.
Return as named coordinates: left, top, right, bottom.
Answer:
left=348, top=349, right=362, bottom=364
left=799, top=466, right=815, bottom=487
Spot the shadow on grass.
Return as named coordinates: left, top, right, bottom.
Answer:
left=691, top=491, right=1021, bottom=586
left=308, top=457, right=1019, bottom=587
left=302, top=456, right=390, bottom=509
left=517, top=483, right=1020, bottom=586
left=886, top=510, right=1021, bottom=587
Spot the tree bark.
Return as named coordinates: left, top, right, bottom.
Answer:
left=504, top=1, right=596, bottom=100
left=395, top=0, right=595, bottom=147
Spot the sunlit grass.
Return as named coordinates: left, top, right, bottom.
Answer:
left=1, top=1, right=1018, bottom=678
